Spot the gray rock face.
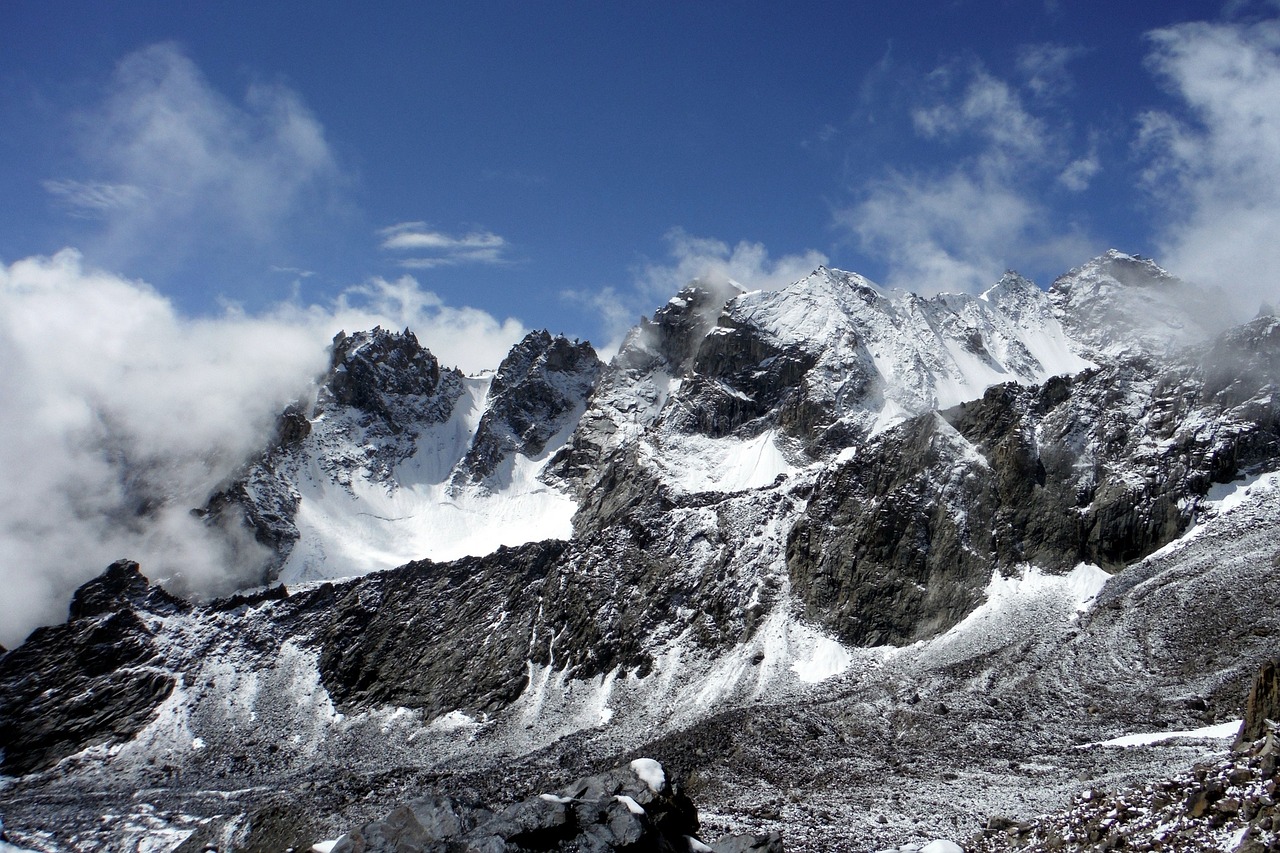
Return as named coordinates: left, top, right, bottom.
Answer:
left=196, top=326, right=467, bottom=580
left=0, top=561, right=184, bottom=776
left=307, top=326, right=469, bottom=485
left=323, top=327, right=461, bottom=437
left=458, top=331, right=602, bottom=485
left=1049, top=249, right=1234, bottom=358
left=550, top=280, right=742, bottom=493
left=786, top=314, right=1280, bottom=647
left=312, top=541, right=568, bottom=717
left=1238, top=659, right=1280, bottom=746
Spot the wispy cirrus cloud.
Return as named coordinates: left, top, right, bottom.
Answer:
left=42, top=179, right=147, bottom=216
left=840, top=55, right=1095, bottom=294
left=378, top=222, right=511, bottom=268
left=44, top=42, right=343, bottom=275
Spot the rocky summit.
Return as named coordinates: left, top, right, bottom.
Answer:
left=2, top=252, right=1280, bottom=852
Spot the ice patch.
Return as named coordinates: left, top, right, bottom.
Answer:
left=615, top=794, right=645, bottom=815
left=630, top=757, right=666, bottom=792
left=791, top=636, right=853, bottom=683
left=1083, top=719, right=1241, bottom=748
left=653, top=430, right=794, bottom=494
left=429, top=710, right=480, bottom=732
left=310, top=841, right=339, bottom=853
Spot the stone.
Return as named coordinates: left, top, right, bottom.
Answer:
left=1238, top=660, right=1280, bottom=747
left=327, top=760, right=701, bottom=852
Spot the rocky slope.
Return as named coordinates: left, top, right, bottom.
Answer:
left=1, top=251, right=1277, bottom=853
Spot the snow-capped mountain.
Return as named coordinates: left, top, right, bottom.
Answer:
left=200, top=326, right=601, bottom=584
left=2, top=251, right=1277, bottom=853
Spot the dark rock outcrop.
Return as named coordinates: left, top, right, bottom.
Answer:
left=328, top=760, right=757, bottom=853
left=786, top=316, right=1280, bottom=646
left=324, top=327, right=462, bottom=435
left=312, top=540, right=567, bottom=717
left=0, top=561, right=183, bottom=776
left=459, top=331, right=602, bottom=484
left=1238, top=659, right=1280, bottom=746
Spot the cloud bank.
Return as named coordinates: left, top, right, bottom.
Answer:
left=0, top=250, right=524, bottom=648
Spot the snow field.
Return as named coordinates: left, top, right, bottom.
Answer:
left=278, top=375, right=578, bottom=585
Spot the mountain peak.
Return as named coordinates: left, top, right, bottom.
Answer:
left=1050, top=249, right=1232, bottom=358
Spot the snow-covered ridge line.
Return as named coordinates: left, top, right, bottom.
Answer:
left=214, top=250, right=1225, bottom=588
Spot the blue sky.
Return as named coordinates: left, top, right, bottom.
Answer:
left=3, top=0, right=1280, bottom=358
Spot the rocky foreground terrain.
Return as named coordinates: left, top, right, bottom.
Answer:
left=1, top=251, right=1278, bottom=852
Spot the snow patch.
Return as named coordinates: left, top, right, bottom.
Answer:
left=651, top=430, right=794, bottom=494
left=791, top=636, right=853, bottom=683
left=949, top=563, right=1111, bottom=637
left=1144, top=470, right=1280, bottom=561
left=429, top=710, right=480, bottom=732
left=1083, top=720, right=1241, bottom=748
left=921, top=842, right=965, bottom=853
left=1205, top=471, right=1280, bottom=515
left=279, top=377, right=578, bottom=584
left=615, top=794, right=646, bottom=815
left=630, top=757, right=666, bottom=792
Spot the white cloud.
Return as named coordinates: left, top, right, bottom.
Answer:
left=379, top=222, right=511, bottom=268
left=911, top=66, right=1050, bottom=166
left=840, top=170, right=1041, bottom=294
left=638, top=229, right=828, bottom=296
left=46, top=42, right=341, bottom=271
left=1139, top=17, right=1280, bottom=313
left=841, top=62, right=1093, bottom=294
left=1017, top=43, right=1087, bottom=99
left=570, top=228, right=828, bottom=358
left=326, top=275, right=526, bottom=371
left=0, top=249, right=525, bottom=648
left=1058, top=146, right=1101, bottom=192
